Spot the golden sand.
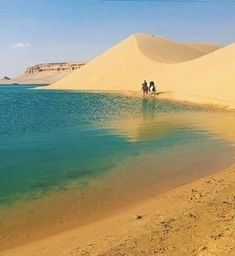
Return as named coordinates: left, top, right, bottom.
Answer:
left=43, top=33, right=235, bottom=109
left=3, top=165, right=235, bottom=256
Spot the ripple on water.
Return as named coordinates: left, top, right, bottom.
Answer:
left=0, top=85, right=235, bottom=251
left=0, top=85, right=234, bottom=207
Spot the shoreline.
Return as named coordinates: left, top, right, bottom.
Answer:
left=1, top=87, right=235, bottom=255
left=2, top=164, right=235, bottom=256
left=1, top=137, right=234, bottom=252
left=43, top=34, right=235, bottom=111
left=1, top=84, right=234, bottom=111
left=37, top=87, right=235, bottom=111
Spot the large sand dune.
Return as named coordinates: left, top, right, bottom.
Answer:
left=45, top=33, right=235, bottom=108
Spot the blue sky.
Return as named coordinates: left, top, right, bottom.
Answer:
left=1, top=0, right=235, bottom=77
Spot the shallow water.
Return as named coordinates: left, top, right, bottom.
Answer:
left=0, top=85, right=235, bottom=250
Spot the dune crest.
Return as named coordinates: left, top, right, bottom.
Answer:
left=133, top=33, right=216, bottom=63
left=45, top=33, right=235, bottom=108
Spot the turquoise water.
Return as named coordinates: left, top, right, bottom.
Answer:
left=0, top=85, right=234, bottom=206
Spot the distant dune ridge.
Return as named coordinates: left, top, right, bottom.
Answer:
left=45, top=33, right=235, bottom=109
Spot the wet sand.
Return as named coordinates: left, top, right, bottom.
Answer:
left=0, top=138, right=234, bottom=253
left=2, top=164, right=235, bottom=256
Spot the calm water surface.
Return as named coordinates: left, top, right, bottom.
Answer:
left=1, top=85, right=235, bottom=250
left=0, top=85, right=234, bottom=206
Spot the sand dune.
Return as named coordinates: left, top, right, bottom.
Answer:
left=45, top=33, right=235, bottom=108
left=187, top=43, right=221, bottom=54
left=128, top=34, right=216, bottom=63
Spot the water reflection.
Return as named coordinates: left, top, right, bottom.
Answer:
left=111, top=99, right=187, bottom=142
left=110, top=98, right=235, bottom=146
left=142, top=98, right=158, bottom=119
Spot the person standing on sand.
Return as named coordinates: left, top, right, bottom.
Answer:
left=142, top=80, right=148, bottom=97
left=149, top=81, right=157, bottom=97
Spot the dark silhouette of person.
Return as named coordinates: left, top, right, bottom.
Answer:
left=142, top=80, right=148, bottom=97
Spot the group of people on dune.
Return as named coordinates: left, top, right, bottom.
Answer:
left=141, top=80, right=157, bottom=97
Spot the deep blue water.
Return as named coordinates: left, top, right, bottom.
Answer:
left=0, top=85, right=233, bottom=206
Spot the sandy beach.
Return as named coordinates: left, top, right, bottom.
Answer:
left=2, top=164, right=234, bottom=256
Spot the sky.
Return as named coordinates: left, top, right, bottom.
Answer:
left=1, top=0, right=235, bottom=77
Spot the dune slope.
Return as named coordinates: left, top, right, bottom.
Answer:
left=130, top=34, right=215, bottom=63
left=45, top=33, right=235, bottom=108
left=187, top=43, right=221, bottom=54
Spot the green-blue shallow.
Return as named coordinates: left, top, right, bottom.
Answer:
left=0, top=85, right=234, bottom=206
